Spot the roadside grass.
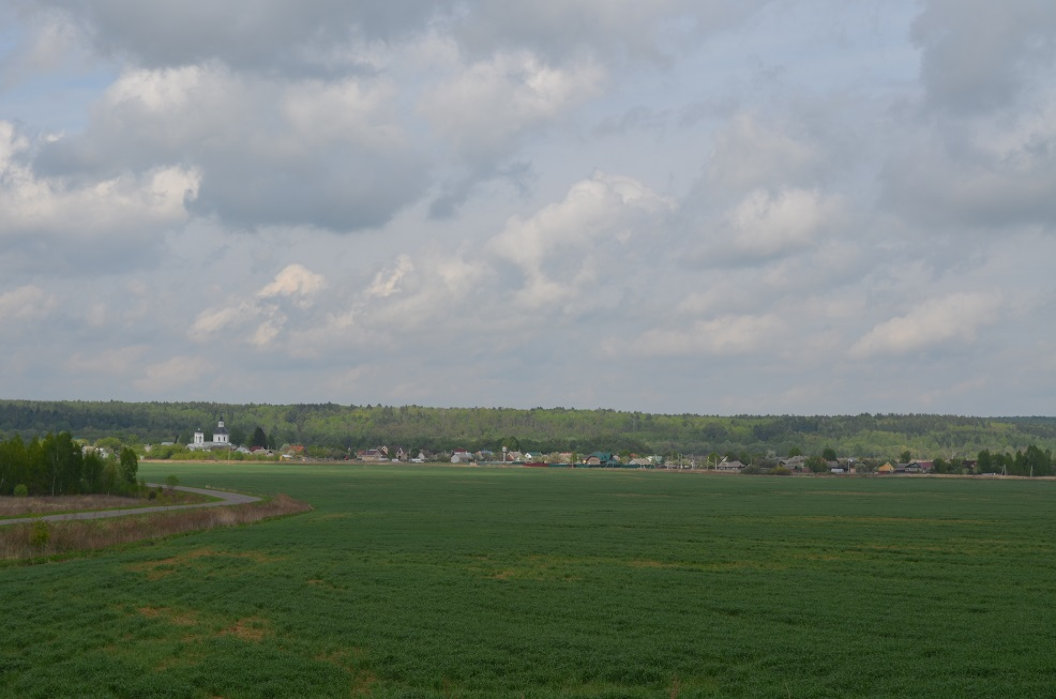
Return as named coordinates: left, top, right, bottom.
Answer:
left=0, top=494, right=311, bottom=562
left=3, top=463, right=1056, bottom=696
left=0, top=488, right=211, bottom=519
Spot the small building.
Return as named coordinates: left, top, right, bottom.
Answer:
left=716, top=459, right=745, bottom=472
left=451, top=448, right=474, bottom=464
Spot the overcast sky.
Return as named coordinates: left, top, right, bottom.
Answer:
left=1, top=1, right=1055, bottom=415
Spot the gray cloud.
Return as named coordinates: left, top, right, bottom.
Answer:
left=912, top=0, right=1056, bottom=113
left=32, top=0, right=447, bottom=72
left=31, top=64, right=429, bottom=231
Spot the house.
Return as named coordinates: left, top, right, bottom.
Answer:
left=716, top=458, right=745, bottom=472
left=357, top=447, right=389, bottom=462
left=877, top=463, right=895, bottom=474
left=450, top=448, right=474, bottom=464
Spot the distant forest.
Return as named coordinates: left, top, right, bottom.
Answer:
left=1, top=400, right=1055, bottom=460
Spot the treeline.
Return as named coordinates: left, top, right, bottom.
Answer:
left=975, top=446, right=1053, bottom=476
left=0, top=400, right=1055, bottom=459
left=0, top=433, right=139, bottom=496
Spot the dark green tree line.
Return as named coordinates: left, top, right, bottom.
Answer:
left=0, top=432, right=139, bottom=496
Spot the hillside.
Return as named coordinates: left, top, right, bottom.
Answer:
left=1, top=400, right=1054, bottom=460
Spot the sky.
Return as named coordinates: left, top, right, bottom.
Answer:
left=1, top=0, right=1055, bottom=416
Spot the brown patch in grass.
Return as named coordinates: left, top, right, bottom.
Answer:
left=0, top=494, right=312, bottom=562
left=220, top=616, right=270, bottom=642
left=138, top=606, right=200, bottom=626
left=350, top=670, right=378, bottom=697
left=317, top=645, right=379, bottom=692
left=306, top=577, right=345, bottom=590
left=473, top=554, right=583, bottom=582
left=797, top=515, right=989, bottom=525
left=129, top=547, right=285, bottom=580
left=629, top=559, right=678, bottom=569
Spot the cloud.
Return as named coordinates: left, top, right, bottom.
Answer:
left=882, top=96, right=1056, bottom=230
left=0, top=121, right=199, bottom=240
left=0, top=285, right=57, bottom=323
left=419, top=47, right=605, bottom=184
left=258, top=264, right=326, bottom=305
left=912, top=0, right=1056, bottom=113
left=366, top=255, right=414, bottom=299
left=191, top=264, right=326, bottom=347
left=0, top=8, right=83, bottom=87
left=66, top=346, right=148, bottom=374
left=850, top=292, right=1003, bottom=358
left=189, top=303, right=253, bottom=341
left=456, top=1, right=770, bottom=63
left=488, top=172, right=674, bottom=309
left=621, top=314, right=783, bottom=358
left=32, top=1, right=767, bottom=73
left=707, top=113, right=821, bottom=192
left=33, top=65, right=428, bottom=232
left=722, top=188, right=839, bottom=261
left=134, top=355, right=214, bottom=392
left=30, top=0, right=447, bottom=72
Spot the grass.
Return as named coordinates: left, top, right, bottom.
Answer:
left=0, top=488, right=210, bottom=519
left=0, top=493, right=310, bottom=562
left=2, top=463, right=1056, bottom=697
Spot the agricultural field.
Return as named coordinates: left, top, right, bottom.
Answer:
left=3, top=464, right=1056, bottom=697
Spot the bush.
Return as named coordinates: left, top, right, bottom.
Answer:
left=30, top=521, right=50, bottom=551
left=13, top=484, right=28, bottom=497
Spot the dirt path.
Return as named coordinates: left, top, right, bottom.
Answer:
left=0, top=485, right=261, bottom=527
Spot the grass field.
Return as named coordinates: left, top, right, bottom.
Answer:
left=3, top=463, right=1056, bottom=697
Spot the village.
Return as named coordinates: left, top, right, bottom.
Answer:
left=175, top=418, right=974, bottom=474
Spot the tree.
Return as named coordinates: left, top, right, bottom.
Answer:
left=42, top=432, right=83, bottom=495
left=1015, top=445, right=1052, bottom=477
left=806, top=455, right=828, bottom=473
left=82, top=451, right=104, bottom=492
left=822, top=446, right=837, bottom=462
left=119, top=447, right=138, bottom=484
left=228, top=426, right=246, bottom=447
left=900, top=450, right=912, bottom=464
left=0, top=434, right=29, bottom=495
left=250, top=426, right=268, bottom=448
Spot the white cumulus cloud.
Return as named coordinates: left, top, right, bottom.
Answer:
left=850, top=292, right=1003, bottom=358
left=258, top=264, right=326, bottom=305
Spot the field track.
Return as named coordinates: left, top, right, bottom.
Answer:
left=0, top=484, right=260, bottom=526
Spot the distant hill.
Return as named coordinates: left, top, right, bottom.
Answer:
left=1, top=399, right=1054, bottom=460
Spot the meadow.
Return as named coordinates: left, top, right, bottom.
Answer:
left=3, top=463, right=1055, bottom=697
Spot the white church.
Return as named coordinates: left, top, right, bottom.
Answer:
left=189, top=418, right=232, bottom=451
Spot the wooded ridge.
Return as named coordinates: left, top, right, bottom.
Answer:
left=1, top=400, right=1054, bottom=459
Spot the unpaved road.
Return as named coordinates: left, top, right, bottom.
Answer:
left=0, top=485, right=261, bottom=527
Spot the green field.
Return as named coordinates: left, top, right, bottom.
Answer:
left=3, top=464, right=1056, bottom=697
